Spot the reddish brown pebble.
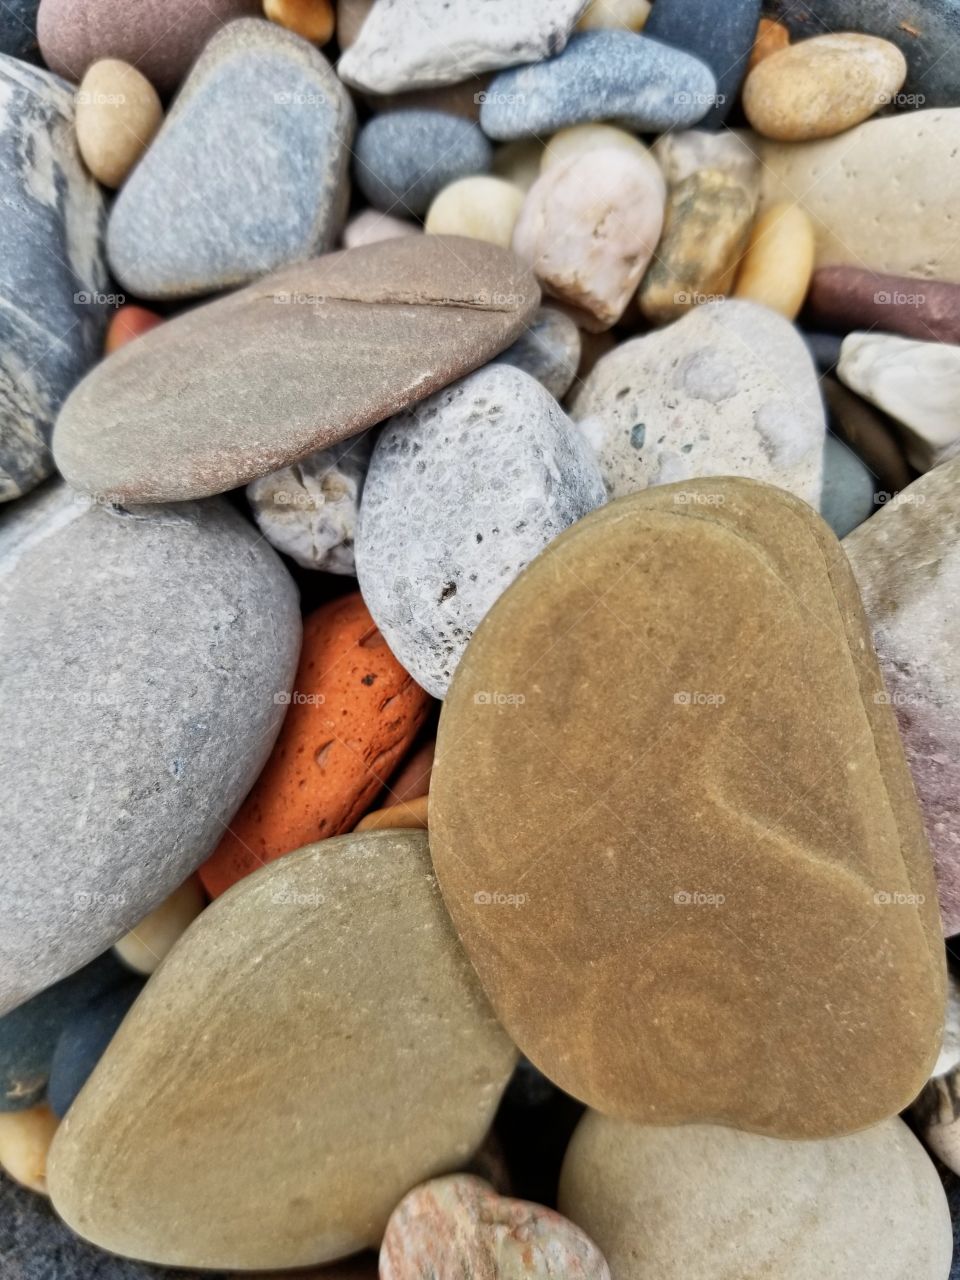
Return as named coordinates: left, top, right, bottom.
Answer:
left=385, top=738, right=435, bottom=805
left=104, top=305, right=163, bottom=354
left=807, top=265, right=960, bottom=346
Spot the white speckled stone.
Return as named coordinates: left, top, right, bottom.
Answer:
left=247, top=433, right=373, bottom=574
left=492, top=306, right=582, bottom=400
left=838, top=331, right=960, bottom=472
left=356, top=365, right=606, bottom=698
left=569, top=300, right=826, bottom=503
left=338, top=0, right=588, bottom=93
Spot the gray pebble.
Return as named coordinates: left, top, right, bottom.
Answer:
left=819, top=433, right=877, bottom=538
left=492, top=307, right=582, bottom=401
left=354, top=110, right=492, bottom=218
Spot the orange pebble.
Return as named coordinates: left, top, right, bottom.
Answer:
left=199, top=593, right=430, bottom=898
left=384, top=737, right=435, bottom=806
left=355, top=793, right=429, bottom=832
left=263, top=0, right=335, bottom=43
left=749, top=17, right=790, bottom=69
left=104, top=305, right=163, bottom=355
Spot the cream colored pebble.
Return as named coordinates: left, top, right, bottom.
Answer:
left=541, top=123, right=647, bottom=173
left=114, top=875, right=205, bottom=975
left=75, top=59, right=163, bottom=189
left=425, top=175, right=525, bottom=248
left=0, top=1105, right=59, bottom=1194
left=577, top=0, right=650, bottom=31
left=734, top=202, right=816, bottom=319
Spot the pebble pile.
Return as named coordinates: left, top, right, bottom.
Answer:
left=0, top=1, right=958, bottom=1277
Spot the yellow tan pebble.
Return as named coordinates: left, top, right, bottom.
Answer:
left=541, top=123, right=647, bottom=173
left=577, top=0, right=650, bottom=31
left=114, top=875, right=206, bottom=975
left=264, top=0, right=335, bottom=43
left=734, top=202, right=816, bottom=320
left=75, top=59, right=162, bottom=189
left=425, top=176, right=524, bottom=248
left=355, top=794, right=429, bottom=832
left=0, top=1105, right=59, bottom=1194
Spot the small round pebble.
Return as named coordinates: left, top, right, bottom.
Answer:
left=733, top=201, right=815, bottom=319
left=492, top=306, right=582, bottom=400
left=341, top=209, right=421, bottom=249
left=75, top=59, right=162, bottom=189
left=541, top=123, right=647, bottom=172
left=114, top=876, right=206, bottom=975
left=354, top=110, right=492, bottom=218
left=820, top=434, right=877, bottom=538
left=425, top=175, right=524, bottom=248
left=577, top=0, right=649, bottom=30
left=355, top=794, right=429, bottom=832
left=48, top=983, right=143, bottom=1118
left=263, top=0, right=334, bottom=42
left=104, top=304, right=163, bottom=354
left=0, top=1104, right=58, bottom=1193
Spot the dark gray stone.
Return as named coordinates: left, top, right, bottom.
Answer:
left=354, top=109, right=491, bottom=217
left=492, top=306, right=581, bottom=400
left=107, top=19, right=355, bottom=300
left=0, top=0, right=40, bottom=61
left=479, top=31, right=718, bottom=140
left=645, top=0, right=761, bottom=126
left=48, top=980, right=143, bottom=1116
left=0, top=56, right=108, bottom=502
left=0, top=481, right=301, bottom=1013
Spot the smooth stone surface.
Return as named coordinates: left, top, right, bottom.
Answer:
left=247, top=433, right=372, bottom=574
left=354, top=110, right=491, bottom=218
left=54, top=236, right=539, bottom=504
left=845, top=458, right=960, bottom=936
left=385, top=738, right=435, bottom=806
left=341, top=208, right=420, bottom=249
left=338, top=0, right=587, bottom=93
left=541, top=123, right=647, bottom=172
left=819, top=434, right=876, bottom=538
left=0, top=1106, right=58, bottom=1193
left=808, top=266, right=960, bottom=346
left=0, top=952, right=126, bottom=1112
left=838, top=331, right=960, bottom=471
left=107, top=20, right=354, bottom=299
left=0, top=57, right=108, bottom=503
left=759, top=110, right=960, bottom=281
left=570, top=300, right=826, bottom=503
left=48, top=831, right=517, bottom=1270
left=766, top=0, right=960, bottom=108
left=113, top=876, right=205, bottom=975
left=733, top=201, right=815, bottom=319
left=577, top=0, right=649, bottom=28
left=652, top=127, right=760, bottom=190
left=199, top=593, right=429, bottom=898
left=264, top=0, right=335, bottom=42
left=355, top=794, right=429, bottom=833
left=356, top=365, right=606, bottom=699
left=37, top=0, right=260, bottom=94
left=0, top=0, right=40, bottom=60
left=480, top=31, right=718, bottom=139
left=492, top=306, right=582, bottom=399
left=0, top=482, right=300, bottom=1013
left=744, top=33, right=907, bottom=141
left=558, top=1113, right=952, bottom=1279
left=513, top=148, right=665, bottom=330
left=47, top=983, right=142, bottom=1118
left=75, top=59, right=162, bottom=188
left=430, top=479, right=945, bottom=1136
left=822, top=374, right=912, bottom=494
left=425, top=176, right=524, bottom=248
left=644, top=0, right=760, bottom=126
left=380, top=1175, right=611, bottom=1279
left=637, top=168, right=756, bottom=324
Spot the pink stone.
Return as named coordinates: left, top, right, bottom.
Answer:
left=380, top=1175, right=611, bottom=1279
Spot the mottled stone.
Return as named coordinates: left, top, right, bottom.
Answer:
left=113, top=877, right=205, bottom=975
left=354, top=110, right=491, bottom=218
left=644, top=0, right=760, bottom=126
left=845, top=458, right=960, bottom=935
left=37, top=0, right=260, bottom=95
left=559, top=1113, right=952, bottom=1279
left=430, top=479, right=945, bottom=1136
left=733, top=201, right=815, bottom=319
left=637, top=168, right=756, bottom=324
left=0, top=482, right=300, bottom=1013
left=759, top=110, right=960, bottom=281
left=819, top=434, right=876, bottom=538
left=338, top=0, right=587, bottom=93
left=570, top=300, right=826, bottom=503
left=0, top=0, right=40, bottom=61
left=107, top=20, right=355, bottom=299
left=47, top=831, right=517, bottom=1270
left=808, top=266, right=960, bottom=347
left=247, top=433, right=372, bottom=574
left=652, top=127, right=760, bottom=190
left=53, top=236, right=539, bottom=504
left=838, top=331, right=960, bottom=471
left=47, top=982, right=142, bottom=1118
left=425, top=176, right=524, bottom=248
left=822, top=375, right=912, bottom=497
left=513, top=148, right=665, bottom=330
left=0, top=57, right=108, bottom=503
left=341, top=209, right=420, bottom=249
left=492, top=306, right=582, bottom=400
left=380, top=1176, right=610, bottom=1279
left=480, top=31, right=718, bottom=139
left=75, top=59, right=162, bottom=189
left=356, top=366, right=605, bottom=698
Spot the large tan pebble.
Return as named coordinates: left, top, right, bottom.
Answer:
left=425, top=175, right=524, bottom=247
left=491, top=138, right=544, bottom=191
left=541, top=123, right=646, bottom=173
left=744, top=33, right=907, bottom=141
left=114, top=875, right=205, bottom=975
left=75, top=59, right=162, bottom=189
left=734, top=201, right=815, bottom=319
left=264, top=0, right=334, bottom=42
left=0, top=1105, right=59, bottom=1194
left=558, top=1113, right=952, bottom=1280
left=513, top=147, right=665, bottom=331
left=577, top=0, right=649, bottom=30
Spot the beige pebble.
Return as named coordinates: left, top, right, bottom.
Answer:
left=342, top=209, right=420, bottom=249
left=0, top=1105, right=59, bottom=1194
left=75, top=59, right=163, bottom=189
left=425, top=175, right=524, bottom=248
left=638, top=168, right=756, bottom=324
left=336, top=0, right=373, bottom=48
left=577, top=0, right=650, bottom=30
left=734, top=202, right=815, bottom=319
left=264, top=0, right=335, bottom=42
left=114, top=875, right=205, bottom=975
left=541, top=124, right=646, bottom=174
left=491, top=139, right=544, bottom=192
left=513, top=148, right=665, bottom=331
left=355, top=794, right=429, bottom=832
left=743, top=33, right=907, bottom=142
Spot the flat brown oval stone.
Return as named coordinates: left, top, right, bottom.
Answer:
left=430, top=477, right=945, bottom=1138
left=52, top=235, right=539, bottom=504
left=807, top=265, right=960, bottom=346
